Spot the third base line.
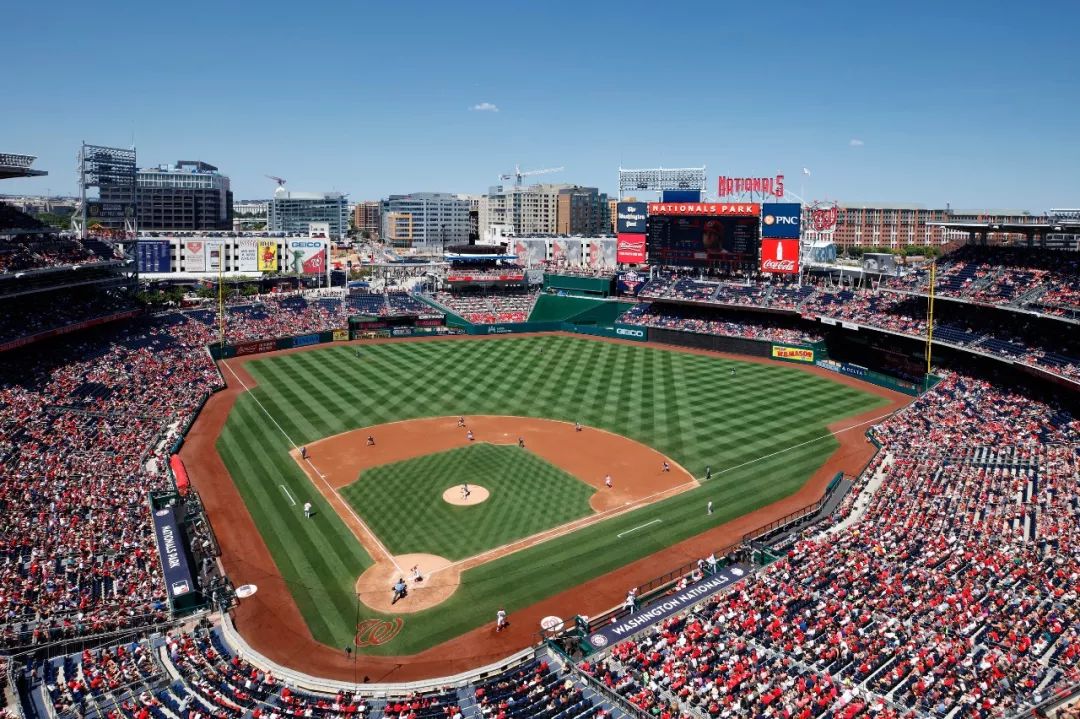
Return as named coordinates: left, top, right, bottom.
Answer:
left=617, top=518, right=662, bottom=538
left=279, top=485, right=297, bottom=506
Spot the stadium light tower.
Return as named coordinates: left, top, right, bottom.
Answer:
left=617, top=167, right=706, bottom=200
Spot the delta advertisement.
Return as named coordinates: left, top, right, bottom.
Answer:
left=183, top=241, right=206, bottom=272
left=151, top=506, right=197, bottom=604
left=772, top=345, right=814, bottom=362
left=760, top=238, right=800, bottom=275
left=617, top=233, right=647, bottom=264
left=257, top=241, right=279, bottom=272
left=760, top=203, right=802, bottom=238
left=285, top=240, right=327, bottom=274
left=136, top=240, right=171, bottom=273
left=616, top=202, right=648, bottom=233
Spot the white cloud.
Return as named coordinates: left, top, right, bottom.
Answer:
left=470, top=102, right=499, bottom=112
left=849, top=138, right=865, bottom=147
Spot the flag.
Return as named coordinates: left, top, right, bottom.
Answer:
left=802, top=167, right=811, bottom=176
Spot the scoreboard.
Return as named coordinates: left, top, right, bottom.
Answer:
left=647, top=215, right=760, bottom=269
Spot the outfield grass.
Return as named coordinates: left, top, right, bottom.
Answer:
left=216, top=334, right=890, bottom=655
left=339, top=443, right=595, bottom=560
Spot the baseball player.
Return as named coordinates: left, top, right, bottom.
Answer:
left=303, top=501, right=313, bottom=518
left=366, top=435, right=375, bottom=446
left=495, top=609, right=508, bottom=632
left=517, top=436, right=525, bottom=448
left=457, top=416, right=466, bottom=427
left=461, top=482, right=471, bottom=501
left=575, top=421, right=583, bottom=432
left=604, top=474, right=613, bottom=489
left=662, top=461, right=670, bottom=472
left=705, top=465, right=712, bottom=481
left=411, top=565, right=424, bottom=583
left=466, top=429, right=475, bottom=442
left=300, top=446, right=308, bottom=460
left=707, top=500, right=714, bottom=515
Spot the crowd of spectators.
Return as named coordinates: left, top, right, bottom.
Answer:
left=582, top=369, right=1080, bottom=719
left=638, top=275, right=813, bottom=311
left=0, top=287, right=140, bottom=346
left=431, top=292, right=538, bottom=324
left=0, top=206, right=119, bottom=273
left=618, top=304, right=823, bottom=346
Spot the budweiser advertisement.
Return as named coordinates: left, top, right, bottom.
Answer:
left=616, top=233, right=647, bottom=263
left=647, top=202, right=760, bottom=216
left=760, top=238, right=800, bottom=275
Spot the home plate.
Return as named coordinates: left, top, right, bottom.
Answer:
left=235, top=584, right=258, bottom=598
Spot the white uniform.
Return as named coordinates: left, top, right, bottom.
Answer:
left=303, top=502, right=312, bottom=518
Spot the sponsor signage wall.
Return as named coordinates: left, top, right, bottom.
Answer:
left=285, top=240, right=327, bottom=274
left=616, top=270, right=648, bottom=296
left=207, top=241, right=224, bottom=273
left=760, top=203, right=801, bottom=238
left=588, top=564, right=749, bottom=649
left=293, top=333, right=321, bottom=347
left=552, top=239, right=583, bottom=265
left=760, top=238, right=800, bottom=274
left=616, top=233, right=647, bottom=263
left=151, top=506, right=197, bottom=604
left=649, top=202, right=759, bottom=216
left=136, top=240, right=171, bottom=273
left=235, top=339, right=278, bottom=356
left=613, top=324, right=646, bottom=340
left=616, top=202, right=648, bottom=233
left=771, top=345, right=814, bottom=362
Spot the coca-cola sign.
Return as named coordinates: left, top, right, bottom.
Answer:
left=760, top=238, right=799, bottom=275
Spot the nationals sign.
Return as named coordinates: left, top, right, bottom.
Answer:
left=810, top=203, right=839, bottom=232
left=648, top=202, right=760, bottom=216
left=718, top=174, right=784, bottom=198
left=617, top=233, right=647, bottom=263
left=760, top=238, right=800, bottom=274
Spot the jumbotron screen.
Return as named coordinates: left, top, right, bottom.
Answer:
left=646, top=215, right=761, bottom=268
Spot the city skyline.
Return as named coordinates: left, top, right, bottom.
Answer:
left=3, top=0, right=1078, bottom=210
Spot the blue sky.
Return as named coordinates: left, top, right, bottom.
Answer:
left=3, top=0, right=1077, bottom=210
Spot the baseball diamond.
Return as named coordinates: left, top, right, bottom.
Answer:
left=209, top=333, right=894, bottom=659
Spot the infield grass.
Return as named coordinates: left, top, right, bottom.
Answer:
left=216, top=334, right=891, bottom=655
left=340, top=443, right=595, bottom=560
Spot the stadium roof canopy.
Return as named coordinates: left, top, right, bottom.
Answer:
left=0, top=153, right=47, bottom=180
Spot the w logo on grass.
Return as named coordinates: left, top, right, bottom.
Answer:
left=355, top=618, right=404, bottom=647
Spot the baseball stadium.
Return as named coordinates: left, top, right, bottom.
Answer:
left=1, top=150, right=1079, bottom=719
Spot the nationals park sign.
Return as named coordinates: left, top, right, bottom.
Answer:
left=648, top=202, right=760, bottom=216
left=587, top=563, right=749, bottom=649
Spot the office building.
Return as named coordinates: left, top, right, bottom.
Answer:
left=556, top=186, right=610, bottom=235
left=352, top=200, right=381, bottom=239
left=233, top=200, right=268, bottom=230
left=268, top=187, right=349, bottom=238
left=100, top=160, right=232, bottom=231
left=481, top=183, right=608, bottom=237
left=380, top=193, right=469, bottom=249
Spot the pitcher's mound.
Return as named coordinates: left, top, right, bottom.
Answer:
left=442, top=485, right=489, bottom=506
left=356, top=553, right=460, bottom=614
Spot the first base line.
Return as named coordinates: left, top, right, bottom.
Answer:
left=617, top=519, right=662, bottom=538
left=279, top=484, right=297, bottom=506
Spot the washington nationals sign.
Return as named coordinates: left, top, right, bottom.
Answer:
left=587, top=564, right=749, bottom=649
left=810, top=203, right=839, bottom=232
left=718, top=175, right=785, bottom=198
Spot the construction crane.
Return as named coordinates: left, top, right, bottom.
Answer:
left=499, top=165, right=564, bottom=185
left=265, top=175, right=287, bottom=187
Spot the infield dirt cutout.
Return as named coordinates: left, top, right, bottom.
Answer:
left=290, top=415, right=698, bottom=613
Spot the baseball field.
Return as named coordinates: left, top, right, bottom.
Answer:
left=213, top=334, right=892, bottom=658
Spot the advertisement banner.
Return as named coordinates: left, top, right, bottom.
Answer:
left=333, top=329, right=350, bottom=341
left=86, top=201, right=135, bottom=220
left=257, top=241, right=279, bottom=272
left=286, top=240, right=327, bottom=274
left=151, top=506, right=196, bottom=603
left=587, top=564, right=749, bottom=649
left=616, top=202, right=648, bottom=233
left=237, top=239, right=259, bottom=272
left=235, top=339, right=277, bottom=356
left=588, top=238, right=617, bottom=268
left=761, top=203, right=802, bottom=238
left=772, top=345, right=814, bottom=362
left=552, top=239, right=583, bottom=265
left=136, top=240, right=171, bottom=273
left=613, top=324, right=647, bottom=341
left=615, top=270, right=648, bottom=296
left=760, top=238, right=800, bottom=274
left=183, top=241, right=206, bottom=272
left=292, top=333, right=321, bottom=348
left=617, top=233, right=647, bottom=263
left=207, top=241, right=224, bottom=273
left=512, top=238, right=547, bottom=267
left=648, top=202, right=760, bottom=216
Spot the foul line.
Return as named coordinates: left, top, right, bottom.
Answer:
left=279, top=485, right=297, bottom=506
left=617, top=519, right=662, bottom=538
left=221, top=361, right=403, bottom=575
